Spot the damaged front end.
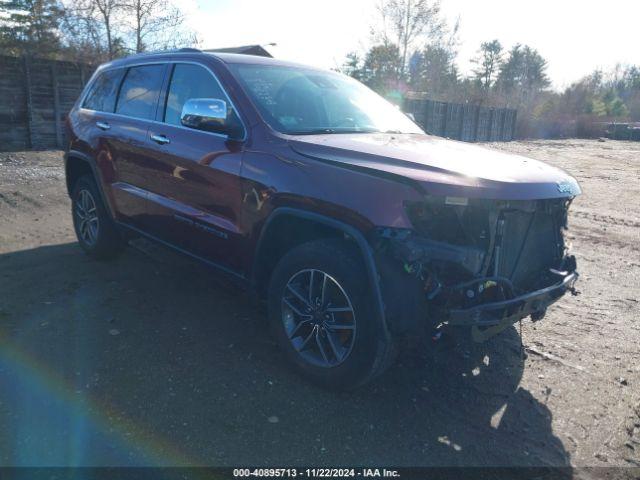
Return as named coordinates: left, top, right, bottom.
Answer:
left=373, top=196, right=579, bottom=342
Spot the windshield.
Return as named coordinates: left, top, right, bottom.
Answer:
left=229, top=64, right=423, bottom=135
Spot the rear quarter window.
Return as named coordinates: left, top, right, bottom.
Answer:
left=82, top=68, right=125, bottom=112
left=115, top=64, right=165, bottom=120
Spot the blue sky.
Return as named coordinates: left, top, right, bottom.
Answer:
left=184, top=0, right=639, bottom=89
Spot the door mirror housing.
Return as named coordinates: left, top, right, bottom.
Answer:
left=181, top=98, right=242, bottom=139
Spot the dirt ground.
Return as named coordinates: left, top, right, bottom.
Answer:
left=0, top=139, right=639, bottom=470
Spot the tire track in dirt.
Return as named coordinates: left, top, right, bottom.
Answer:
left=0, top=190, right=43, bottom=209
left=0, top=192, right=19, bottom=208
left=571, top=209, right=640, bottom=229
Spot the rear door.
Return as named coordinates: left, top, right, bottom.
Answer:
left=143, top=62, right=246, bottom=273
left=77, top=68, right=134, bottom=219
left=79, top=63, right=168, bottom=228
left=108, top=63, right=168, bottom=227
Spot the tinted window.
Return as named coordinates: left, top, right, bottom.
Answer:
left=164, top=63, right=242, bottom=135
left=115, top=64, right=165, bottom=120
left=83, top=69, right=124, bottom=112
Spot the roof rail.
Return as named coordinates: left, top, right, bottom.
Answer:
left=177, top=47, right=201, bottom=53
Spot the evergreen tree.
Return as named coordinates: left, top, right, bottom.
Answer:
left=0, top=0, right=63, bottom=56
left=341, top=52, right=364, bottom=81
left=409, top=44, right=458, bottom=99
left=497, top=44, right=550, bottom=106
left=471, top=39, right=503, bottom=90
left=360, top=42, right=403, bottom=96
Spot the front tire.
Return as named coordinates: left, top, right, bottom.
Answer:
left=268, top=239, right=395, bottom=390
left=71, top=175, right=124, bottom=260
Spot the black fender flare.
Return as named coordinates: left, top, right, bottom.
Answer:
left=64, top=150, right=115, bottom=218
left=252, top=207, right=390, bottom=340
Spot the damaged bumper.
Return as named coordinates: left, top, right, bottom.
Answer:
left=374, top=196, right=580, bottom=342
left=447, top=270, right=578, bottom=341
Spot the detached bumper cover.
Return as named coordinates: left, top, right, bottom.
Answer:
left=447, top=270, right=579, bottom=328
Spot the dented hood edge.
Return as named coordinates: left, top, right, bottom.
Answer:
left=288, top=133, right=582, bottom=201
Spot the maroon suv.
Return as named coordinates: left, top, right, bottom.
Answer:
left=65, top=49, right=580, bottom=389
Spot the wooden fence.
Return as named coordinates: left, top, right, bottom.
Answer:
left=403, top=98, right=518, bottom=142
left=0, top=55, right=94, bottom=151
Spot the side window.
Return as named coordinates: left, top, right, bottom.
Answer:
left=164, top=63, right=242, bottom=133
left=82, top=69, right=124, bottom=112
left=115, top=64, right=165, bottom=120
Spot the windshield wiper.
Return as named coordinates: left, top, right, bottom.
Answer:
left=287, top=128, right=337, bottom=135
left=287, top=128, right=380, bottom=135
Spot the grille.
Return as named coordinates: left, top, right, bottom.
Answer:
left=495, top=208, right=562, bottom=291
left=407, top=198, right=568, bottom=291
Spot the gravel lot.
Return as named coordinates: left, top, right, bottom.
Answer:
left=0, top=140, right=638, bottom=469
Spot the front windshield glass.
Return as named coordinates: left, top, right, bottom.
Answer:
left=229, top=64, right=424, bottom=135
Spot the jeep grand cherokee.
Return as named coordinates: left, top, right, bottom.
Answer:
left=65, top=49, right=580, bottom=389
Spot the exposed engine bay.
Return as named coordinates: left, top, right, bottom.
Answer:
left=373, top=196, right=579, bottom=341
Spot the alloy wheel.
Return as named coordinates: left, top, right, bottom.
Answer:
left=75, top=189, right=99, bottom=247
left=281, top=269, right=356, bottom=368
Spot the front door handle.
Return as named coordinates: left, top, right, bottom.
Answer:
left=96, top=121, right=110, bottom=131
left=150, top=134, right=170, bottom=145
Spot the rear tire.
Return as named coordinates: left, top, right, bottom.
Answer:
left=268, top=239, right=395, bottom=390
left=71, top=175, right=124, bottom=260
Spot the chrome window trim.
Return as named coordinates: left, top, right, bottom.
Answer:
left=78, top=59, right=248, bottom=142
left=80, top=66, right=127, bottom=111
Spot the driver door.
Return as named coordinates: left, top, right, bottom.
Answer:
left=143, top=62, right=246, bottom=273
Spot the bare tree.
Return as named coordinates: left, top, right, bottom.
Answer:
left=93, top=0, right=120, bottom=58
left=377, top=0, right=445, bottom=80
left=61, top=0, right=124, bottom=60
left=122, top=0, right=198, bottom=53
left=60, top=0, right=103, bottom=61
left=60, top=0, right=198, bottom=62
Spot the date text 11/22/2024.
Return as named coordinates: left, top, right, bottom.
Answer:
left=233, top=468, right=401, bottom=478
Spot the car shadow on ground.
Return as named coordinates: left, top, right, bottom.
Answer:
left=0, top=241, right=569, bottom=468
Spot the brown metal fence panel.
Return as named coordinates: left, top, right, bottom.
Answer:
left=460, top=104, right=477, bottom=142
left=502, top=109, right=517, bottom=141
left=0, top=55, right=94, bottom=152
left=489, top=109, right=503, bottom=141
left=444, top=103, right=462, bottom=140
left=0, top=56, right=30, bottom=150
left=424, top=100, right=448, bottom=137
left=476, top=107, right=492, bottom=141
left=404, top=98, right=517, bottom=142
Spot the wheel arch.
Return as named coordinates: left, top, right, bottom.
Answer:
left=64, top=150, right=115, bottom=218
left=251, top=207, right=390, bottom=339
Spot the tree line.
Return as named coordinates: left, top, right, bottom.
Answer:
left=2, top=0, right=638, bottom=138
left=342, top=0, right=640, bottom=137
left=0, top=0, right=198, bottom=63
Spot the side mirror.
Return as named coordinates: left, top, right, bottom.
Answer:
left=181, top=98, right=234, bottom=137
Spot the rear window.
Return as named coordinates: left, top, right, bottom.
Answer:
left=115, top=64, right=165, bottom=120
left=82, top=68, right=124, bottom=112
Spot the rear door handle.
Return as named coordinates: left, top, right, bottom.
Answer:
left=96, top=121, right=110, bottom=131
left=150, top=134, right=170, bottom=145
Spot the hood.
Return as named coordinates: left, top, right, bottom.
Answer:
left=288, top=133, right=581, bottom=200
